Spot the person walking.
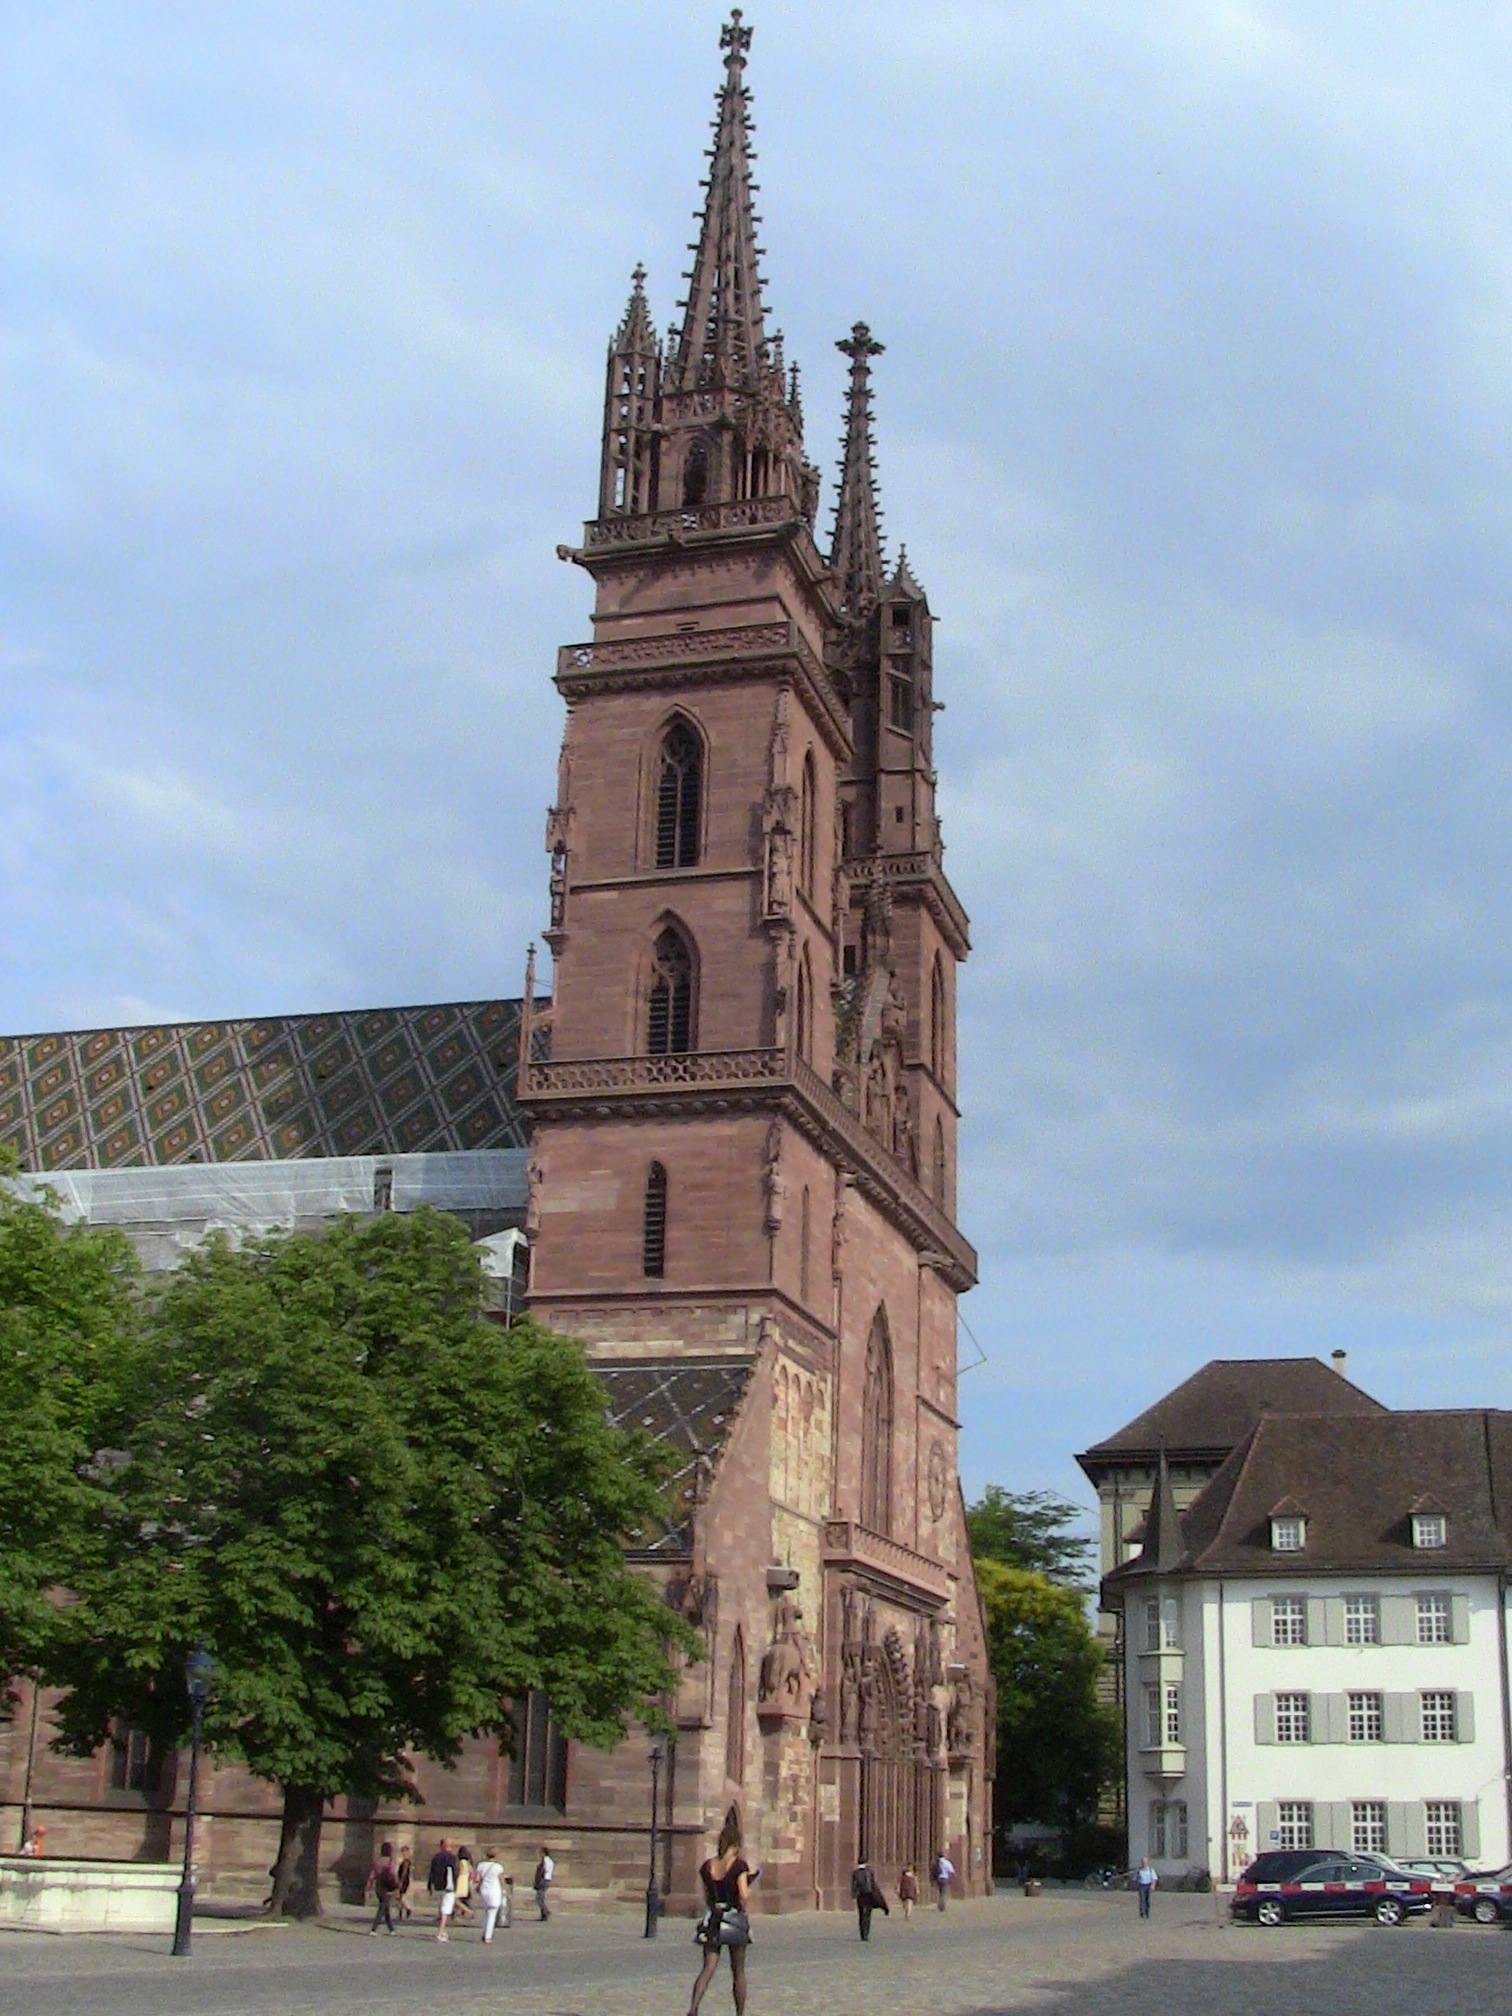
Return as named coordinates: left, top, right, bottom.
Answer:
left=932, top=1850, right=956, bottom=1912
left=395, top=1846, right=414, bottom=1920
left=898, top=1865, right=919, bottom=1920
left=454, top=1846, right=476, bottom=1923
left=369, top=1841, right=401, bottom=1935
left=476, top=1848, right=506, bottom=1943
left=688, top=1812, right=752, bottom=2016
left=427, top=1836, right=459, bottom=1941
left=1136, top=1857, right=1158, bottom=1919
left=532, top=1845, right=555, bottom=1921
left=851, top=1859, right=889, bottom=1940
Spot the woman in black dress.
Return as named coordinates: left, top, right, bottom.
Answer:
left=688, top=1812, right=751, bottom=2016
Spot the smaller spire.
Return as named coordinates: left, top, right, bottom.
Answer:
left=830, top=321, right=887, bottom=617
left=613, top=263, right=656, bottom=353
left=890, top=544, right=924, bottom=601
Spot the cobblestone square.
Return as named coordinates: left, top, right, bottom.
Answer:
left=3, top=1891, right=1509, bottom=2016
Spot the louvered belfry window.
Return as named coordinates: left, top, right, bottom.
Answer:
left=656, top=723, right=702, bottom=869
left=647, top=928, right=693, bottom=1055
left=643, top=1162, right=668, bottom=1277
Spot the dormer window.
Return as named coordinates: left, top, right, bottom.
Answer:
left=1271, top=1515, right=1306, bottom=1553
left=1413, top=1512, right=1447, bottom=1550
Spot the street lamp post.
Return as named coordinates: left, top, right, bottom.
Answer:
left=171, top=1645, right=214, bottom=1958
left=644, top=1743, right=664, bottom=1939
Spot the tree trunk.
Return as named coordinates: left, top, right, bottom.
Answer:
left=268, top=1785, right=326, bottom=1918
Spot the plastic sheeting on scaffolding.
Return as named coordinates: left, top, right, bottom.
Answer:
left=19, top=1150, right=529, bottom=1235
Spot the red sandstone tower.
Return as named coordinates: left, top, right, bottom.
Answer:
left=519, top=12, right=990, bottom=1907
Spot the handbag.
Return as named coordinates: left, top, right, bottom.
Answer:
left=695, top=1903, right=752, bottom=1948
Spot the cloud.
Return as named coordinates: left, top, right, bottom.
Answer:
left=7, top=2, right=1512, bottom=1492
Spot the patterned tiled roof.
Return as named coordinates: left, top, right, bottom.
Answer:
left=0, top=1000, right=532, bottom=1171
left=597, top=1357, right=755, bottom=1554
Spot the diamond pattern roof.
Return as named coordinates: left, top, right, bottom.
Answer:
left=596, top=1357, right=755, bottom=1554
left=0, top=1000, right=531, bottom=1170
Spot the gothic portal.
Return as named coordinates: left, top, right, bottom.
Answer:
left=518, top=11, right=992, bottom=1908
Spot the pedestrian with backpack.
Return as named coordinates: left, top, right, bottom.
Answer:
left=932, top=1850, right=956, bottom=1911
left=369, top=1841, right=400, bottom=1935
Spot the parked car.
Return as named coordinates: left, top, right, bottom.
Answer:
left=1232, top=1853, right=1432, bottom=1927
left=1454, top=1865, right=1512, bottom=1924
left=1394, top=1857, right=1471, bottom=1884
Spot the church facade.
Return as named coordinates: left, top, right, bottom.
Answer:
left=0, top=13, right=992, bottom=1909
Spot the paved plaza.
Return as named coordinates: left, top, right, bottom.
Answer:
left=2, top=1890, right=1509, bottom=2016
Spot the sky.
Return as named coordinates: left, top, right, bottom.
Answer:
left=6, top=2, right=1512, bottom=1519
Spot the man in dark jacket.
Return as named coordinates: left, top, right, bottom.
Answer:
left=851, top=1860, right=890, bottom=1940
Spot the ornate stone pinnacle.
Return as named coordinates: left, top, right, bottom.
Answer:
left=721, top=9, right=753, bottom=68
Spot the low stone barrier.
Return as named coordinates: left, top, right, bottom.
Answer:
left=0, top=1857, right=180, bottom=1934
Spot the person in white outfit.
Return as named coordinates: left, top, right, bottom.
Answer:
left=476, top=1850, right=506, bottom=1943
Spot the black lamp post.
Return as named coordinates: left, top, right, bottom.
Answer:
left=644, top=1742, right=664, bottom=1939
left=171, top=1644, right=214, bottom=1958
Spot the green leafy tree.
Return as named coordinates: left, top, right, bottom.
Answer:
left=46, top=1209, right=696, bottom=1914
left=975, top=1559, right=1120, bottom=1840
left=966, top=1486, right=1095, bottom=1588
left=0, top=1154, right=140, bottom=1700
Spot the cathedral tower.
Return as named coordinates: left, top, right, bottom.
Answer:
left=520, top=12, right=989, bottom=1908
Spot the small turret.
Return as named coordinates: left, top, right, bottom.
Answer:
left=598, top=264, right=662, bottom=518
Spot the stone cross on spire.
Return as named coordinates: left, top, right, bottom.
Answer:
left=667, top=11, right=770, bottom=393
left=829, top=322, right=887, bottom=618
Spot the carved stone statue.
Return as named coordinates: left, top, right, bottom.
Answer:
left=523, top=1158, right=543, bottom=1239
left=947, top=1678, right=973, bottom=1754
left=765, top=821, right=794, bottom=917
left=839, top=1654, right=858, bottom=1743
left=808, top=1684, right=830, bottom=1748
left=857, top=1663, right=878, bottom=1750
left=757, top=1596, right=815, bottom=1712
left=762, top=1120, right=786, bottom=1236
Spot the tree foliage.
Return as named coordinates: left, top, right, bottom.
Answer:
left=43, top=1209, right=696, bottom=1912
left=0, top=1155, right=140, bottom=1700
left=966, top=1485, right=1095, bottom=1589
left=975, top=1559, right=1121, bottom=1834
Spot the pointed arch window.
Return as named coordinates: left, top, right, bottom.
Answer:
left=800, top=750, right=817, bottom=896
left=932, top=1118, right=947, bottom=1208
left=861, top=1308, right=894, bottom=1537
left=683, top=440, right=710, bottom=509
left=930, top=954, right=947, bottom=1081
left=795, top=947, right=812, bottom=1062
left=647, top=927, right=694, bottom=1054
left=643, top=1162, right=668, bottom=1278
left=656, top=722, right=702, bottom=870
left=725, top=1629, right=747, bottom=1785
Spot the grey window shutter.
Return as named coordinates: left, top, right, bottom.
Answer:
left=1326, top=1801, right=1354, bottom=1852
left=1386, top=1801, right=1410, bottom=1856
left=1323, top=1597, right=1346, bottom=1647
left=1457, top=1692, right=1476, bottom=1743
left=1403, top=1803, right=1428, bottom=1857
left=1451, top=1594, right=1470, bottom=1645
left=1462, top=1801, right=1482, bottom=1861
left=1382, top=1693, right=1408, bottom=1744
left=1380, top=1595, right=1416, bottom=1646
left=1256, top=1800, right=1279, bottom=1851
left=1306, top=1597, right=1328, bottom=1647
left=1254, top=1693, right=1276, bottom=1745
left=1251, top=1597, right=1273, bottom=1648
left=1324, top=1693, right=1350, bottom=1744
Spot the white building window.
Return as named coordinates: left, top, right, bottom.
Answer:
left=1271, top=1516, right=1306, bottom=1552
left=1150, top=1799, right=1188, bottom=1859
left=1144, top=1685, right=1161, bottom=1748
left=1352, top=1801, right=1386, bottom=1854
left=1277, top=1802, right=1313, bottom=1851
left=1149, top=1798, right=1166, bottom=1857
left=1426, top=1802, right=1462, bottom=1856
left=1421, top=1691, right=1457, bottom=1744
left=1344, top=1595, right=1380, bottom=1645
left=1275, top=1692, right=1311, bottom=1743
left=1413, top=1513, right=1447, bottom=1550
left=1145, top=1599, right=1161, bottom=1653
left=1417, top=1594, right=1452, bottom=1646
left=1164, top=1683, right=1182, bottom=1746
left=1273, top=1595, right=1307, bottom=1646
left=1347, top=1692, right=1383, bottom=1743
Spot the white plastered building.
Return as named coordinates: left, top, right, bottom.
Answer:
left=1103, top=1411, right=1512, bottom=1883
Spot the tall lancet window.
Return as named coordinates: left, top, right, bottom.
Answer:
left=930, top=954, right=947, bottom=1081
left=726, top=1630, right=747, bottom=1786
left=647, top=927, right=694, bottom=1055
left=643, top=1162, right=668, bottom=1278
left=860, top=1308, right=895, bottom=1536
left=656, top=722, right=702, bottom=870
left=800, top=750, right=817, bottom=896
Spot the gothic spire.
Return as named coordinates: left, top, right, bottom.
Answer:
left=615, top=261, right=656, bottom=354
left=668, top=11, right=770, bottom=394
left=830, top=322, right=886, bottom=617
